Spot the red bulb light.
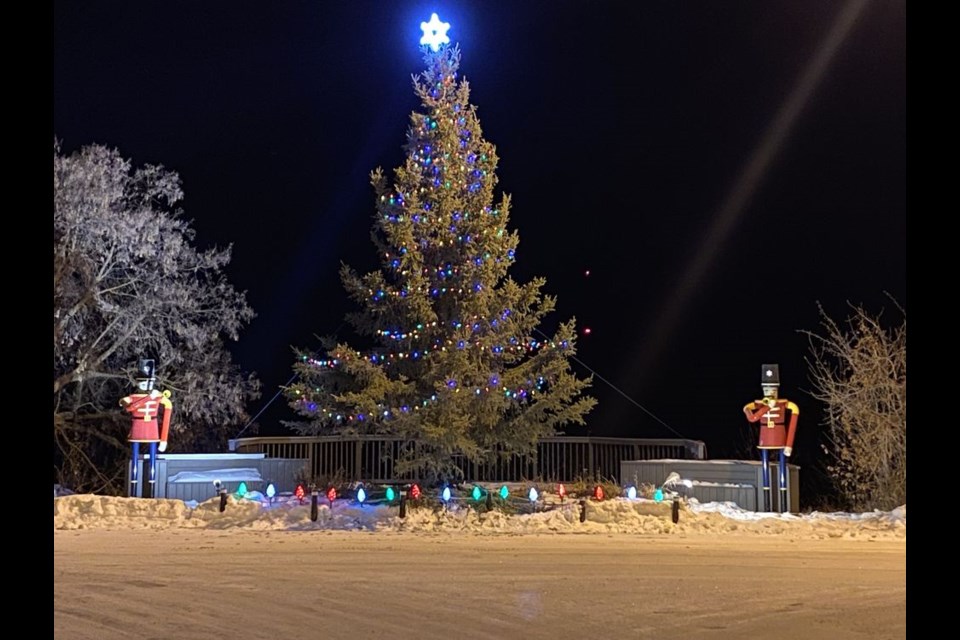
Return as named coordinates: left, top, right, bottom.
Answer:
left=326, top=486, right=337, bottom=502
left=410, top=483, right=421, bottom=500
left=583, top=327, right=592, bottom=336
left=594, top=485, right=604, bottom=500
left=557, top=483, right=566, bottom=499
left=294, top=484, right=305, bottom=501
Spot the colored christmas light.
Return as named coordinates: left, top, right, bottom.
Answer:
left=499, top=485, right=509, bottom=499
left=472, top=485, right=482, bottom=501
left=410, top=484, right=422, bottom=500
left=626, top=485, right=637, bottom=500
left=557, top=483, right=566, bottom=500
left=266, top=483, right=276, bottom=499
left=385, top=486, right=396, bottom=502
left=528, top=487, right=538, bottom=502
left=594, top=485, right=604, bottom=501
left=357, top=486, right=367, bottom=504
left=327, top=486, right=337, bottom=502
left=294, top=484, right=306, bottom=501
left=441, top=486, right=452, bottom=503
left=236, top=482, right=248, bottom=498
left=654, top=488, right=664, bottom=502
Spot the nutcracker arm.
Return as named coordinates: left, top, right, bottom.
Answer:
left=785, top=401, right=800, bottom=451
left=158, top=390, right=173, bottom=449
left=743, top=401, right=770, bottom=422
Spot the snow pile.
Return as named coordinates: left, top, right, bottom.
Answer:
left=53, top=493, right=906, bottom=539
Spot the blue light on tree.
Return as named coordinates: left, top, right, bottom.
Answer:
left=420, top=13, right=451, bottom=51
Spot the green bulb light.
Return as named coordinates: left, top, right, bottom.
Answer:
left=499, top=485, right=509, bottom=500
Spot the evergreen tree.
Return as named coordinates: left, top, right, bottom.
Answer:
left=286, top=44, right=596, bottom=482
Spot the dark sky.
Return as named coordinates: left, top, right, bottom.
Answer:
left=53, top=1, right=906, bottom=479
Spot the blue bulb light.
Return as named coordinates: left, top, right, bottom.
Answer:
left=441, top=486, right=452, bottom=503
left=528, top=487, right=538, bottom=502
left=266, top=483, right=276, bottom=499
left=626, top=486, right=637, bottom=500
left=357, top=486, right=367, bottom=504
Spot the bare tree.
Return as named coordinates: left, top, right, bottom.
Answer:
left=54, top=141, right=260, bottom=494
left=801, top=296, right=906, bottom=511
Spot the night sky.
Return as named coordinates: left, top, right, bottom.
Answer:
left=53, top=1, right=906, bottom=488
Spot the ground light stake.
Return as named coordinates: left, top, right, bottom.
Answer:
left=310, top=487, right=319, bottom=522
left=579, top=498, right=587, bottom=523
left=672, top=497, right=680, bottom=524
left=214, top=480, right=227, bottom=513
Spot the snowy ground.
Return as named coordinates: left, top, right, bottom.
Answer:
left=54, top=493, right=906, bottom=639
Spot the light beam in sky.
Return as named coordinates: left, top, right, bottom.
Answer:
left=420, top=13, right=451, bottom=51
left=626, top=0, right=870, bottom=389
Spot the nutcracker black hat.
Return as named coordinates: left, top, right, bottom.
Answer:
left=137, top=359, right=156, bottom=380
left=136, top=358, right=157, bottom=391
left=761, top=364, right=780, bottom=386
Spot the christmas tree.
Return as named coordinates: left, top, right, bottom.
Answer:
left=286, top=23, right=595, bottom=482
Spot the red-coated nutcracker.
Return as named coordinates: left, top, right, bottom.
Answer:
left=121, top=359, right=173, bottom=493
left=743, top=364, right=799, bottom=513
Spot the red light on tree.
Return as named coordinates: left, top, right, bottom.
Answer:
left=294, top=484, right=306, bottom=501
left=326, top=486, right=337, bottom=502
left=410, top=483, right=421, bottom=499
left=594, top=485, right=604, bottom=500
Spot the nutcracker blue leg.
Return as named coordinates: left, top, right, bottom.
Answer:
left=778, top=449, right=788, bottom=513
left=760, top=449, right=771, bottom=512
left=149, top=442, right=158, bottom=484
left=130, top=442, right=140, bottom=490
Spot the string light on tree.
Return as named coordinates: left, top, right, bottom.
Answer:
left=285, top=12, right=596, bottom=483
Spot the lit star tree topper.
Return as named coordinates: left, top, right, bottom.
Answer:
left=420, top=13, right=451, bottom=51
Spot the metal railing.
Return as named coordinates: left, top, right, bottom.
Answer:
left=230, top=436, right=706, bottom=484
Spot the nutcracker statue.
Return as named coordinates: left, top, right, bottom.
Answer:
left=742, top=364, right=799, bottom=512
left=121, top=359, right=173, bottom=494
